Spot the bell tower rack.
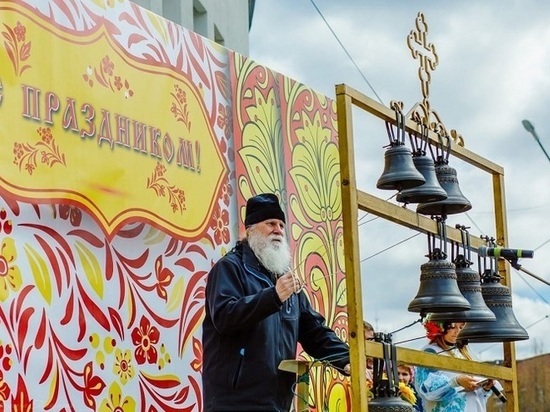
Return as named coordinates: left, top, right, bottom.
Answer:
left=336, top=11, right=519, bottom=412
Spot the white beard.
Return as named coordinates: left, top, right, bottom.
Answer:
left=247, top=228, right=292, bottom=276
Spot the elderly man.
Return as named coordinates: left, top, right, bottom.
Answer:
left=202, top=193, right=350, bottom=411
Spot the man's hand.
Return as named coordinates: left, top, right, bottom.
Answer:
left=344, top=363, right=351, bottom=375
left=275, top=272, right=301, bottom=302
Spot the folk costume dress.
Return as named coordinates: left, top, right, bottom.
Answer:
left=414, top=343, right=492, bottom=412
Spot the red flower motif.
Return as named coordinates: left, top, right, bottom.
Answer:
left=424, top=320, right=445, bottom=342
left=114, top=76, right=123, bottom=90
left=82, top=362, right=106, bottom=410
left=190, top=336, right=202, bottom=372
left=0, top=370, right=10, bottom=402
left=37, top=127, right=53, bottom=143
left=175, top=85, right=186, bottom=104
left=101, top=55, right=114, bottom=76
left=210, top=204, right=230, bottom=245
left=154, top=255, right=174, bottom=301
left=59, top=204, right=82, bottom=226
left=216, top=103, right=231, bottom=137
left=14, top=22, right=26, bottom=42
left=131, top=316, right=160, bottom=365
left=220, top=181, right=233, bottom=206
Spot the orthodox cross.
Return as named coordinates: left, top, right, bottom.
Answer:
left=407, top=12, right=438, bottom=105
left=404, top=12, right=464, bottom=146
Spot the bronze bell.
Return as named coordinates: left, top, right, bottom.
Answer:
left=376, top=143, right=426, bottom=191
left=408, top=248, right=471, bottom=313
left=396, top=154, right=448, bottom=204
left=369, top=334, right=414, bottom=412
left=416, top=161, right=472, bottom=216
left=458, top=270, right=529, bottom=343
left=368, top=391, right=414, bottom=412
left=428, top=254, right=496, bottom=323
left=416, top=135, right=471, bottom=216
left=377, top=115, right=425, bottom=191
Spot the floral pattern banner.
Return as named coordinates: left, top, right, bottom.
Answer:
left=231, top=55, right=350, bottom=410
left=0, top=0, right=228, bottom=240
left=0, top=0, right=350, bottom=410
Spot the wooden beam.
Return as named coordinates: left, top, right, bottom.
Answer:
left=357, top=190, right=486, bottom=247
left=335, top=84, right=504, bottom=174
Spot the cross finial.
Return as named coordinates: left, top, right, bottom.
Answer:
left=407, top=12, right=439, bottom=102
left=405, top=12, right=465, bottom=146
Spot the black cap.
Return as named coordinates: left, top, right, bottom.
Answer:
left=244, top=193, right=285, bottom=227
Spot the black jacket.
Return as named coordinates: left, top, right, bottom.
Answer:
left=202, top=241, right=349, bottom=411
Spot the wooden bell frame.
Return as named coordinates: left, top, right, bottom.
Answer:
left=336, top=84, right=520, bottom=412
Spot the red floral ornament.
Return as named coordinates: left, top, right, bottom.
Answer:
left=154, top=255, right=174, bottom=301
left=131, top=316, right=160, bottom=365
left=424, top=320, right=445, bottom=342
left=82, top=362, right=106, bottom=410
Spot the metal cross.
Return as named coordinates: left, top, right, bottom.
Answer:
left=407, top=12, right=439, bottom=102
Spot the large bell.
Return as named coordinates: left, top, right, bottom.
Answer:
left=458, top=270, right=529, bottom=343
left=408, top=248, right=471, bottom=313
left=376, top=143, right=426, bottom=191
left=428, top=255, right=496, bottom=323
left=396, top=154, right=448, bottom=204
left=416, top=161, right=472, bottom=216
left=369, top=334, right=414, bottom=412
left=369, top=389, right=414, bottom=412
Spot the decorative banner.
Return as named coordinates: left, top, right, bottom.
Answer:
left=0, top=1, right=350, bottom=411
left=0, top=1, right=228, bottom=240
left=231, top=54, right=350, bottom=411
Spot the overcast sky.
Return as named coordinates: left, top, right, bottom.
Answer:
left=249, top=0, right=550, bottom=361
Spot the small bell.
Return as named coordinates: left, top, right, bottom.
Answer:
left=369, top=334, right=414, bottom=412
left=397, top=124, right=447, bottom=204
left=396, top=154, right=448, bottom=204
left=377, top=112, right=425, bottom=191
left=377, top=144, right=426, bottom=191
left=368, top=389, right=414, bottom=412
left=416, top=162, right=472, bottom=216
left=416, top=135, right=471, bottom=216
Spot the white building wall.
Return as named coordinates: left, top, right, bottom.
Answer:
left=131, top=0, right=250, bottom=56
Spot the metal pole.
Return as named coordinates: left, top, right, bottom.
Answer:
left=522, top=119, right=550, bottom=163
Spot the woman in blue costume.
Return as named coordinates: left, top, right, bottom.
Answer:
left=414, top=317, right=500, bottom=412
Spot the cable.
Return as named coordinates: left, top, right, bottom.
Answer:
left=394, top=335, right=426, bottom=346
left=514, top=270, right=550, bottom=306
left=476, top=314, right=550, bottom=355
left=295, top=4, right=549, bottom=364
left=463, top=212, right=485, bottom=238
left=361, top=232, right=422, bottom=263
left=308, top=0, right=384, bottom=104
left=390, top=317, right=422, bottom=335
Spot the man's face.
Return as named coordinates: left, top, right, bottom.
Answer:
left=247, top=219, right=290, bottom=275
left=252, top=219, right=285, bottom=242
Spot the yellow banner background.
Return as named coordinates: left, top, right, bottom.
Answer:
left=0, top=3, right=227, bottom=239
